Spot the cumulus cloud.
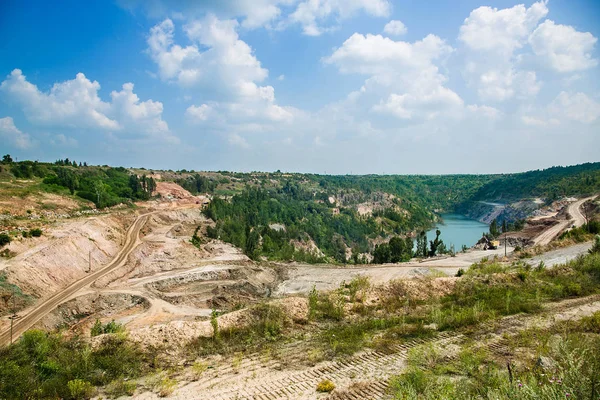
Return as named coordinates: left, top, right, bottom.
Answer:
left=458, top=1, right=549, bottom=103
left=0, top=117, right=33, bottom=149
left=147, top=16, right=269, bottom=96
left=186, top=104, right=212, bottom=121
left=459, top=1, right=548, bottom=55
left=383, top=20, right=407, bottom=36
left=0, top=69, right=175, bottom=142
left=529, top=20, right=598, bottom=73
left=150, top=16, right=298, bottom=141
left=1, top=69, right=118, bottom=130
left=289, top=0, right=391, bottom=36
left=121, top=0, right=390, bottom=35
left=324, top=33, right=463, bottom=122
left=549, top=92, right=600, bottom=123
left=228, top=133, right=250, bottom=148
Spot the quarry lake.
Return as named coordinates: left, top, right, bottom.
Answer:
left=424, top=213, right=489, bottom=250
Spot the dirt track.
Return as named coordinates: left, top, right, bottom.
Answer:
left=135, top=295, right=600, bottom=400
left=533, top=196, right=596, bottom=246
left=0, top=212, right=151, bottom=346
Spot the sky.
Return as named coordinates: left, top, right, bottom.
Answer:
left=0, top=0, right=599, bottom=174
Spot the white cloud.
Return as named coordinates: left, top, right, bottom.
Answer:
left=277, top=74, right=285, bottom=81
left=383, top=20, right=407, bottom=36
left=521, top=115, right=559, bottom=127
left=529, top=20, right=598, bottom=73
left=459, top=1, right=548, bottom=55
left=1, top=69, right=118, bottom=130
left=186, top=104, right=212, bottom=121
left=458, top=2, right=549, bottom=102
left=477, top=69, right=540, bottom=101
left=549, top=92, right=600, bottom=123
left=0, top=69, right=175, bottom=142
left=0, top=117, right=32, bottom=149
left=148, top=16, right=269, bottom=97
left=289, top=0, right=391, bottom=36
left=467, top=104, right=502, bottom=119
left=373, top=87, right=463, bottom=120
left=228, top=133, right=250, bottom=148
left=51, top=133, right=78, bottom=147
left=152, top=17, right=298, bottom=139
left=324, top=33, right=462, bottom=122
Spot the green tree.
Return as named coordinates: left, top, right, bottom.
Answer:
left=373, top=243, right=391, bottom=263
left=489, top=218, right=500, bottom=238
left=429, top=229, right=444, bottom=257
left=2, top=154, right=13, bottom=163
left=416, top=231, right=428, bottom=258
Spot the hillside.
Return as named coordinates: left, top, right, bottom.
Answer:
left=3, top=158, right=600, bottom=264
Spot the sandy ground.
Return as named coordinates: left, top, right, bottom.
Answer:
left=132, top=295, right=600, bottom=400
left=527, top=242, right=593, bottom=267
left=533, top=196, right=596, bottom=246
left=275, top=246, right=511, bottom=295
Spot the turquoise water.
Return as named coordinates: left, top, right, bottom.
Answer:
left=422, top=214, right=489, bottom=251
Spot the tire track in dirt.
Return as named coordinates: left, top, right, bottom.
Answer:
left=147, top=295, right=600, bottom=400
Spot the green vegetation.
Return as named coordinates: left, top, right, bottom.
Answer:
left=204, top=187, right=390, bottom=262
left=188, top=303, right=287, bottom=357
left=0, top=234, right=10, bottom=247
left=176, top=173, right=217, bottom=194
left=467, top=162, right=600, bottom=202
left=1, top=157, right=156, bottom=208
left=90, top=320, right=124, bottom=337
left=316, top=379, right=335, bottom=392
left=0, top=331, right=151, bottom=399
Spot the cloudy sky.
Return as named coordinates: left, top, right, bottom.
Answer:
left=0, top=0, right=599, bottom=174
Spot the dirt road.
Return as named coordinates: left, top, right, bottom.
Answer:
left=533, top=196, right=596, bottom=246
left=0, top=212, right=151, bottom=346
left=276, top=246, right=511, bottom=295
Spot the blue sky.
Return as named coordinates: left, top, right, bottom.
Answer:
left=1, top=0, right=599, bottom=174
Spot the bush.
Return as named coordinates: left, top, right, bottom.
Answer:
left=67, top=379, right=95, bottom=399
left=30, top=228, right=42, bottom=237
left=105, top=379, right=136, bottom=398
left=0, top=233, right=10, bottom=247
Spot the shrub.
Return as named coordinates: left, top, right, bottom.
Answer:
left=67, top=379, right=95, bottom=399
left=590, top=235, right=600, bottom=254
left=90, top=319, right=124, bottom=337
left=30, top=228, right=42, bottom=237
left=0, top=233, right=10, bottom=247
left=316, top=379, right=335, bottom=392
left=105, top=379, right=136, bottom=398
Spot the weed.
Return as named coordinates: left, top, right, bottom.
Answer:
left=316, top=379, right=335, bottom=392
left=191, top=361, right=208, bottom=379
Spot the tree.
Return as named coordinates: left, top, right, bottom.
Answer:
left=373, top=243, right=391, bottom=263
left=2, top=154, right=12, bottom=164
left=416, top=231, right=428, bottom=258
left=429, top=229, right=444, bottom=257
left=489, top=218, right=500, bottom=238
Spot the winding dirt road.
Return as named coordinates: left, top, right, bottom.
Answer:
left=533, top=195, right=596, bottom=246
left=0, top=212, right=151, bottom=346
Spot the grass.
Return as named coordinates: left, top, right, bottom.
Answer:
left=1, top=252, right=599, bottom=397
left=389, top=319, right=600, bottom=399
left=187, top=303, right=288, bottom=358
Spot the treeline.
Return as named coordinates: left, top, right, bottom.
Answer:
left=176, top=173, right=217, bottom=194
left=1, top=156, right=155, bottom=208
left=468, top=162, right=600, bottom=202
